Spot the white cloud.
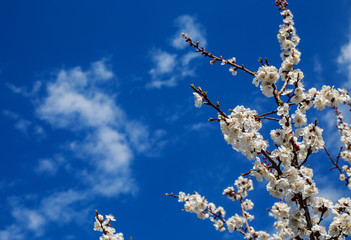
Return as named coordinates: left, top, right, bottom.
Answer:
left=0, top=225, right=26, bottom=240
left=35, top=60, right=156, bottom=197
left=147, top=50, right=178, bottom=88
left=35, top=158, right=60, bottom=176
left=12, top=209, right=45, bottom=235
left=1, top=59, right=166, bottom=238
left=39, top=190, right=88, bottom=222
left=36, top=59, right=167, bottom=193
left=3, top=110, right=46, bottom=138
left=14, top=118, right=31, bottom=132
left=315, top=166, right=349, bottom=204
left=146, top=76, right=177, bottom=89
left=337, top=25, right=351, bottom=88
left=313, top=56, right=323, bottom=75
left=37, top=67, right=122, bottom=129
left=33, top=125, right=45, bottom=137
left=6, top=81, right=42, bottom=97
left=78, top=127, right=132, bottom=173
left=125, top=122, right=167, bottom=155
left=190, top=122, right=214, bottom=131
left=149, top=50, right=177, bottom=75
left=3, top=189, right=89, bottom=239
left=181, top=52, right=199, bottom=71
left=146, top=15, right=205, bottom=88
left=91, top=59, right=114, bottom=81
left=171, top=15, right=207, bottom=50
left=318, top=186, right=344, bottom=203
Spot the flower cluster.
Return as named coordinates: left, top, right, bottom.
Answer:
left=314, top=86, right=350, bottom=110
left=336, top=112, right=351, bottom=164
left=278, top=10, right=301, bottom=77
left=328, top=197, right=351, bottom=237
left=178, top=191, right=227, bottom=231
left=177, top=176, right=258, bottom=237
left=94, top=212, right=124, bottom=240
left=225, top=57, right=238, bottom=76
left=220, top=105, right=267, bottom=160
left=333, top=109, right=351, bottom=189
left=223, top=176, right=254, bottom=200
left=252, top=66, right=280, bottom=97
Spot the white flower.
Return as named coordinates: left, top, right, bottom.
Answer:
left=242, top=199, right=254, bottom=210
left=94, top=221, right=103, bottom=232
left=229, top=67, right=237, bottom=76
left=277, top=103, right=289, bottom=117
left=291, top=109, right=307, bottom=127
left=220, top=105, right=267, bottom=159
left=226, top=214, right=244, bottom=232
left=178, top=192, right=187, bottom=202
left=193, top=92, right=203, bottom=108
left=106, top=214, right=116, bottom=222
left=213, top=220, right=225, bottom=231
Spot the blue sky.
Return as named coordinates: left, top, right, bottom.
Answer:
left=1, top=0, right=351, bottom=239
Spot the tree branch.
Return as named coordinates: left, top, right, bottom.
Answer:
left=182, top=33, right=256, bottom=76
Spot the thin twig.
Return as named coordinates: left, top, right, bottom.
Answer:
left=323, top=146, right=350, bottom=186
left=298, top=148, right=312, bottom=168
left=240, top=198, right=254, bottom=240
left=182, top=33, right=256, bottom=76
left=165, top=193, right=247, bottom=236
left=191, top=84, right=228, bottom=119
left=256, top=110, right=278, bottom=118
left=256, top=116, right=280, bottom=122
left=261, top=150, right=283, bottom=176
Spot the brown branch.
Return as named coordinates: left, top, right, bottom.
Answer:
left=298, top=147, right=312, bottom=168
left=278, top=77, right=290, bottom=96
left=95, top=210, right=109, bottom=235
left=182, top=33, right=256, bottom=76
left=240, top=199, right=254, bottom=240
left=256, top=110, right=278, bottom=118
left=165, top=192, right=248, bottom=236
left=272, top=84, right=282, bottom=106
left=323, top=146, right=350, bottom=186
left=296, top=194, right=316, bottom=240
left=261, top=150, right=283, bottom=175
left=191, top=84, right=228, bottom=119
left=256, top=103, right=295, bottom=118
left=256, top=116, right=280, bottom=122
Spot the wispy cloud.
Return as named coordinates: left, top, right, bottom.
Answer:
left=3, top=110, right=46, bottom=138
left=313, top=56, right=323, bottom=75
left=2, top=189, right=89, bottom=239
left=318, top=185, right=344, bottom=204
left=147, top=49, right=177, bottom=88
left=171, top=15, right=207, bottom=50
left=36, top=67, right=122, bottom=129
left=0, top=225, right=26, bottom=240
left=1, top=59, right=165, bottom=238
left=34, top=156, right=66, bottom=176
left=35, top=59, right=162, bottom=196
left=337, top=22, right=351, bottom=88
left=147, top=15, right=206, bottom=88
left=6, top=81, right=42, bottom=97
left=190, top=122, right=214, bottom=131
